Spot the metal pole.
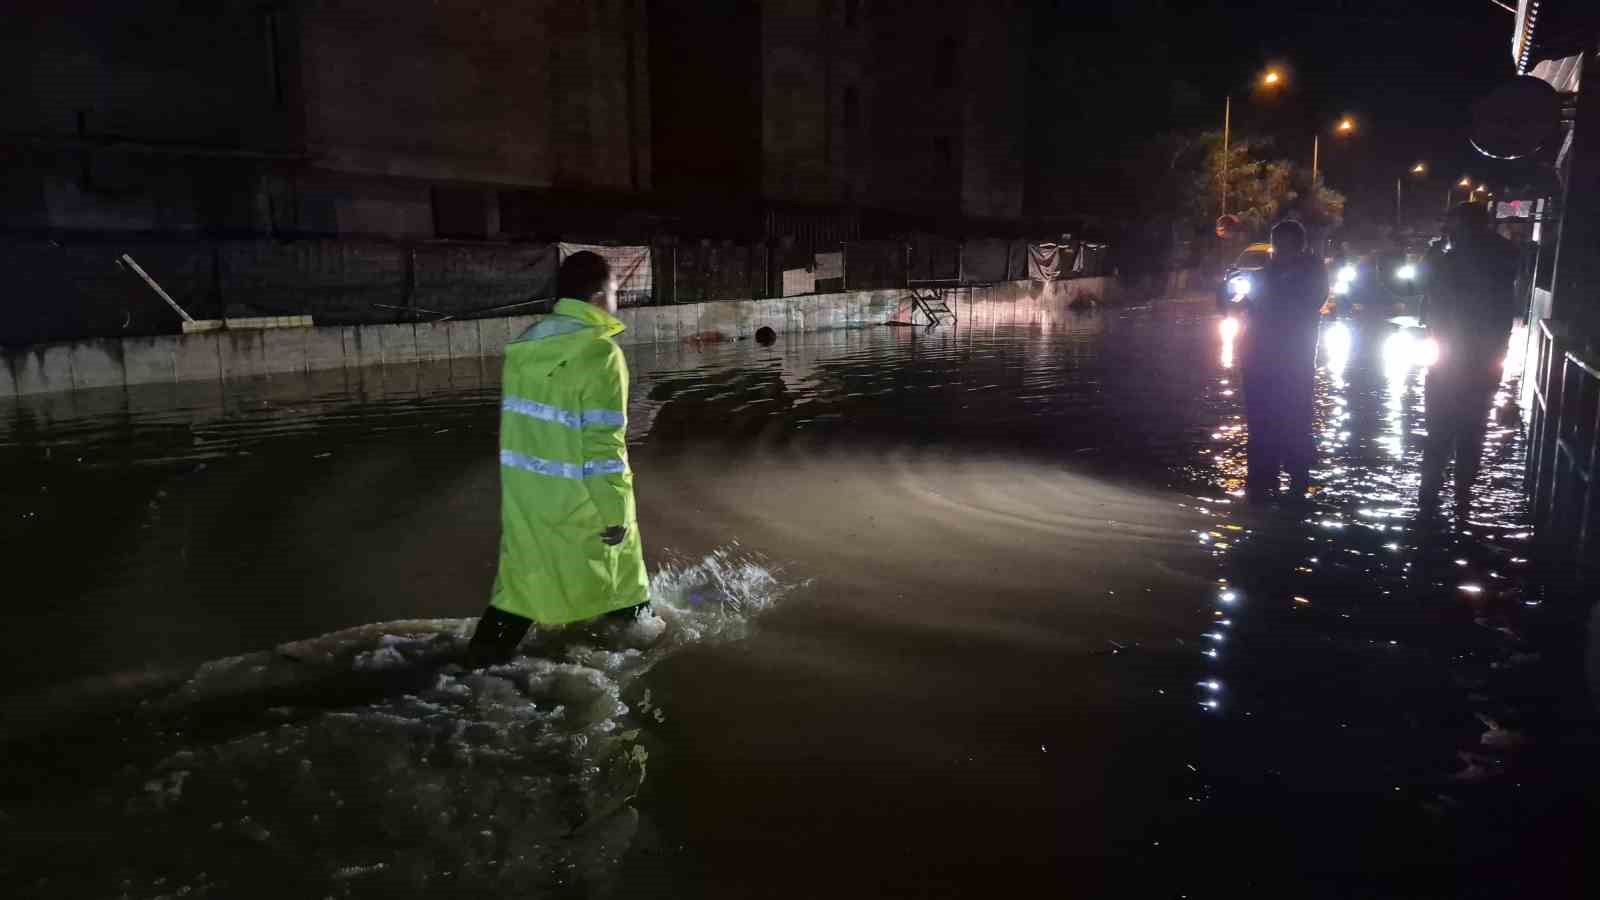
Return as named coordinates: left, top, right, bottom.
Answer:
left=119, top=253, right=195, bottom=323
left=1444, top=187, right=1454, bottom=213
left=1221, top=95, right=1231, bottom=216
left=1396, top=177, right=1403, bottom=227
left=1311, top=134, right=1319, bottom=184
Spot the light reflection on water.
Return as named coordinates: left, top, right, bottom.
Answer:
left=0, top=305, right=1584, bottom=894
left=1177, top=314, right=1572, bottom=882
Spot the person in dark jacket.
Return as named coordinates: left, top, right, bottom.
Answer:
left=1418, top=202, right=1520, bottom=520
left=1239, top=219, right=1330, bottom=504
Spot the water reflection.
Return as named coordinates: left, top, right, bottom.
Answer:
left=1177, top=311, right=1586, bottom=885
left=0, top=302, right=1587, bottom=895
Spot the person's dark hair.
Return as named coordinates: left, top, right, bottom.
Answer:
left=557, top=251, right=611, bottom=300
left=1270, top=219, right=1307, bottom=252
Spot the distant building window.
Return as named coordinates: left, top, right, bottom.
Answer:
left=935, top=36, right=956, bottom=90
left=843, top=85, right=860, bottom=131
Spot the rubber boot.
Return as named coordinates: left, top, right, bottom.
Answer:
left=466, top=605, right=534, bottom=668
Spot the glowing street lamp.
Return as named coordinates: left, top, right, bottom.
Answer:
left=1313, top=116, right=1357, bottom=184
left=1458, top=176, right=1472, bottom=188
left=1221, top=67, right=1289, bottom=217
left=1397, top=162, right=1428, bottom=226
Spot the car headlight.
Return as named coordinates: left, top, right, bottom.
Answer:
left=1331, top=280, right=1350, bottom=296
left=1228, top=275, right=1251, bottom=298
left=1396, top=264, right=1417, bottom=281
left=1337, top=264, right=1357, bottom=284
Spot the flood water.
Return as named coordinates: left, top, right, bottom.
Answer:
left=3, top=299, right=1597, bottom=897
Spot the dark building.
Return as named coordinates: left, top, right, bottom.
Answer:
left=650, top=0, right=1025, bottom=222
left=2, top=0, right=1027, bottom=243
left=2, top=1, right=650, bottom=240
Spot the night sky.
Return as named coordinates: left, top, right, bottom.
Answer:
left=1031, top=0, right=1522, bottom=226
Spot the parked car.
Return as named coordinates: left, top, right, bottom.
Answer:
left=1216, top=242, right=1273, bottom=314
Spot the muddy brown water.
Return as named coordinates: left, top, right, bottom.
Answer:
left=1, top=302, right=1595, bottom=897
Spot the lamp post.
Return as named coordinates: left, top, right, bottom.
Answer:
left=1445, top=175, right=1472, bottom=212
left=1397, top=162, right=1426, bottom=228
left=1221, top=68, right=1285, bottom=216
left=1312, top=117, right=1356, bottom=185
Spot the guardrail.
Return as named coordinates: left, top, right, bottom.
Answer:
left=1527, top=316, right=1600, bottom=577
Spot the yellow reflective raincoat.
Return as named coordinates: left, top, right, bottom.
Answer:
left=489, top=298, right=648, bottom=624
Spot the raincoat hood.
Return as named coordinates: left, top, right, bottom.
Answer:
left=551, top=297, right=625, bottom=338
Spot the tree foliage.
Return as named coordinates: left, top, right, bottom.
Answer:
left=1193, top=131, right=1345, bottom=236
left=1118, top=129, right=1345, bottom=266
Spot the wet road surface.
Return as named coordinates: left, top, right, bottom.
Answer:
left=2, top=299, right=1596, bottom=897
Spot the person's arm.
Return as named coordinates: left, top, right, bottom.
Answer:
left=581, top=343, right=632, bottom=544
left=1419, top=247, right=1446, bottom=327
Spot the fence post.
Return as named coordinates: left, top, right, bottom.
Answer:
left=403, top=245, right=416, bottom=322
left=210, top=241, right=224, bottom=320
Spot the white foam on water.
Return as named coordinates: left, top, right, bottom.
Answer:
left=15, top=546, right=794, bottom=899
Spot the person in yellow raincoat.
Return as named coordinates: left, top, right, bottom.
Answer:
left=468, top=251, right=649, bottom=663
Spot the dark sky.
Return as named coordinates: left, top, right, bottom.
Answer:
left=1030, top=0, right=1523, bottom=225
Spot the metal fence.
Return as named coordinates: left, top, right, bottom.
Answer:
left=1526, top=318, right=1600, bottom=579
left=2, top=230, right=1121, bottom=345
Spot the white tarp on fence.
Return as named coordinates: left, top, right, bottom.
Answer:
left=1028, top=243, right=1061, bottom=282
left=782, top=267, right=816, bottom=297
left=558, top=243, right=653, bottom=307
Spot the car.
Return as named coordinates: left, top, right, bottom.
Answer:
left=1216, top=242, right=1272, bottom=314
left=1326, top=249, right=1423, bottom=320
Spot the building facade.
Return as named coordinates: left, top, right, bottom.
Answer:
left=3, top=0, right=1026, bottom=243
left=2, top=0, right=651, bottom=240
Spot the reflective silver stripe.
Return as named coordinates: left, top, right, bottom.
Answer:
left=500, top=449, right=627, bottom=480
left=503, top=396, right=581, bottom=429
left=583, top=459, right=628, bottom=477
left=502, top=397, right=625, bottom=431
left=580, top=409, right=626, bottom=429
left=499, top=449, right=582, bottom=480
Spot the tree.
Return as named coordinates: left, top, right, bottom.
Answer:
left=1111, top=128, right=1346, bottom=273
left=1194, top=131, right=1345, bottom=238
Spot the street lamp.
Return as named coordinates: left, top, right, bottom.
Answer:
left=1220, top=67, right=1287, bottom=216
left=1446, top=176, right=1473, bottom=211
left=1397, top=162, right=1427, bottom=228
left=1312, top=116, right=1358, bottom=184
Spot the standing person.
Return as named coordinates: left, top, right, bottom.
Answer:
left=1239, top=219, right=1330, bottom=504
left=468, top=251, right=650, bottom=665
left=1418, top=202, right=1520, bottom=519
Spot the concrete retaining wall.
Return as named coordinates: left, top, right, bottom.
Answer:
left=0, top=273, right=1191, bottom=400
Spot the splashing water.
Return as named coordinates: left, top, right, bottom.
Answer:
left=4, top=546, right=793, bottom=899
